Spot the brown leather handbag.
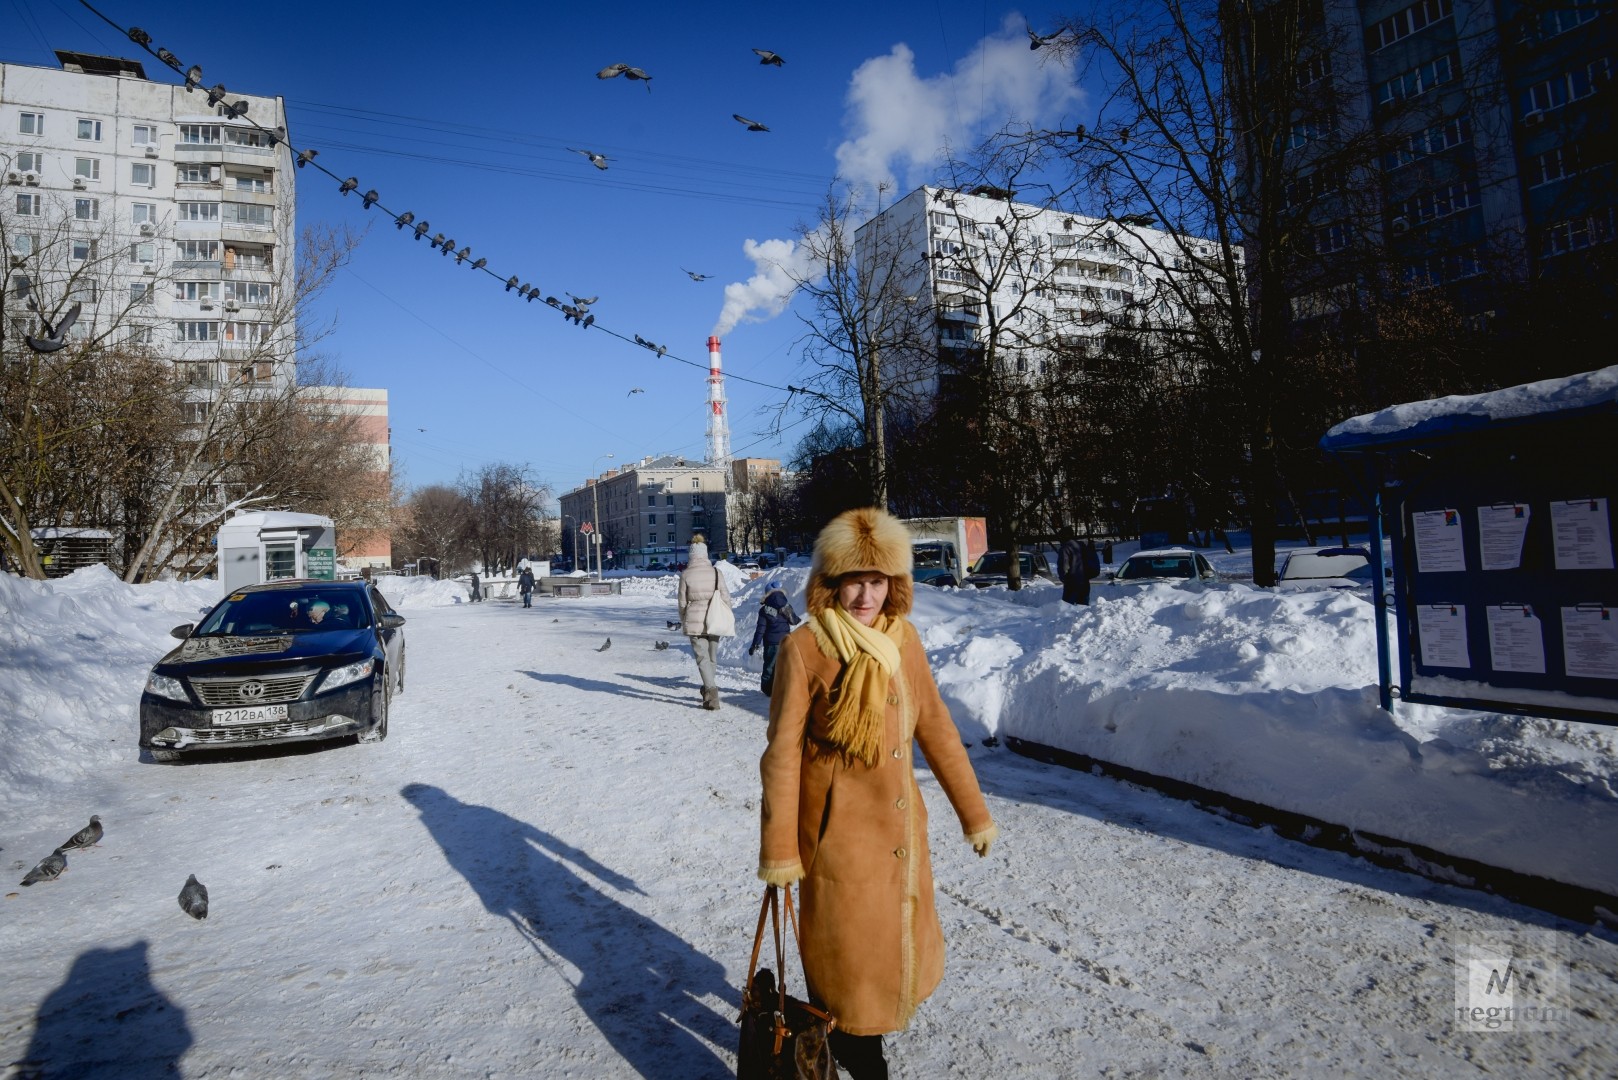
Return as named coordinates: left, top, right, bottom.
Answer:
left=736, top=884, right=836, bottom=1080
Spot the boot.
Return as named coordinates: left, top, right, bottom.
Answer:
left=702, top=686, right=720, bottom=710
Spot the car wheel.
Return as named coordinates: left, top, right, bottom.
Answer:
left=359, top=680, right=389, bottom=743
left=149, top=749, right=183, bottom=764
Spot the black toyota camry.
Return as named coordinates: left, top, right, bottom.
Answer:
left=139, top=579, right=406, bottom=763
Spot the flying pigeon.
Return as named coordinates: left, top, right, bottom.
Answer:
left=733, top=114, right=771, bottom=132
left=597, top=637, right=612, bottom=652
left=683, top=269, right=712, bottom=281
left=24, top=299, right=81, bottom=353
left=622, top=67, right=653, bottom=90
left=60, top=816, right=102, bottom=851
left=570, top=295, right=599, bottom=307
left=20, top=849, right=66, bottom=886
left=567, top=148, right=610, bottom=170
left=178, top=874, right=209, bottom=919
left=628, top=387, right=644, bottom=395
left=752, top=49, right=786, bottom=66
left=596, top=62, right=631, bottom=79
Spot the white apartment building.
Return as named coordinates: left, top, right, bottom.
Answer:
left=2, top=51, right=296, bottom=385
left=855, top=185, right=1239, bottom=395
left=559, top=454, right=730, bottom=570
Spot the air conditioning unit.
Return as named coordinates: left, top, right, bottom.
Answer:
left=24, top=173, right=41, bottom=186
left=1390, top=216, right=1411, bottom=236
left=5, top=171, right=18, bottom=184
left=138, top=222, right=155, bottom=236
left=199, top=299, right=214, bottom=309
left=73, top=177, right=87, bottom=189
left=9, top=255, right=25, bottom=268
left=144, top=145, right=159, bottom=158
left=224, top=298, right=240, bottom=311
left=1523, top=111, right=1544, bottom=127
left=142, top=264, right=157, bottom=275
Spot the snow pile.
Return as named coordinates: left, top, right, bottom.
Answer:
left=1324, top=364, right=1618, bottom=443
left=3, top=562, right=1615, bottom=894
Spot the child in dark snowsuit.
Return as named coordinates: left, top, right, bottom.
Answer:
left=747, top=583, right=800, bottom=697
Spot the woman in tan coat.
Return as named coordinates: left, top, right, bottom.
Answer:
left=758, top=507, right=997, bottom=1079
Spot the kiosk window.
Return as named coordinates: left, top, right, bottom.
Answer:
left=264, top=542, right=297, bottom=580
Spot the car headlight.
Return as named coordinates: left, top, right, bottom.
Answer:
left=320, top=658, right=375, bottom=692
left=145, top=671, right=189, bottom=702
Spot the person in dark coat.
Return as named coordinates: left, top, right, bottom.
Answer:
left=1056, top=530, right=1090, bottom=606
left=1082, top=538, right=1101, bottom=581
left=748, top=581, right=800, bottom=697
left=469, top=572, right=482, bottom=603
left=518, top=566, right=536, bottom=608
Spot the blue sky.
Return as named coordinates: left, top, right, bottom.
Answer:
left=5, top=0, right=1086, bottom=495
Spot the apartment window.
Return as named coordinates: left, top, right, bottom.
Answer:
left=224, top=202, right=271, bottom=227
left=131, top=202, right=157, bottom=224
left=130, top=282, right=151, bottom=304
left=131, top=162, right=156, bottom=187
left=1522, top=58, right=1612, bottom=117
left=175, top=281, right=219, bottom=302
left=1542, top=209, right=1616, bottom=257
left=1406, top=245, right=1482, bottom=286
left=176, top=164, right=211, bottom=184
left=1531, top=142, right=1590, bottom=187
left=646, top=494, right=656, bottom=506
left=226, top=246, right=272, bottom=270
left=15, top=193, right=41, bottom=217
left=69, top=281, right=98, bottom=304
left=175, top=239, right=221, bottom=262
left=175, top=320, right=218, bottom=342
left=1297, top=53, right=1333, bottom=88
left=74, top=157, right=100, bottom=181
left=666, top=494, right=676, bottom=505
left=1368, top=0, right=1452, bottom=51
left=128, top=326, right=154, bottom=344
left=225, top=128, right=271, bottom=149
left=223, top=321, right=268, bottom=344
left=74, top=198, right=100, bottom=221
left=225, top=281, right=272, bottom=305
left=76, top=118, right=103, bottom=141
left=1525, top=0, right=1602, bottom=41
left=129, top=241, right=156, bottom=264
left=667, top=532, right=676, bottom=543
left=132, top=124, right=156, bottom=146
left=1288, top=115, right=1336, bottom=150
left=11, top=233, right=38, bottom=256
left=71, top=238, right=98, bottom=262
left=1402, top=179, right=1480, bottom=224
left=1312, top=223, right=1351, bottom=254
left=691, top=479, right=701, bottom=489
left=179, top=124, right=221, bottom=145
left=231, top=172, right=270, bottom=194
left=177, top=202, right=220, bottom=222
left=1377, top=54, right=1456, bottom=106
left=19, top=112, right=44, bottom=136
left=1382, top=116, right=1470, bottom=171
left=15, top=151, right=42, bottom=173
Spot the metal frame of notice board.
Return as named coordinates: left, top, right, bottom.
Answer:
left=1322, top=392, right=1618, bottom=727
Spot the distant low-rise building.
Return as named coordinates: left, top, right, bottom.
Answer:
left=559, top=454, right=730, bottom=569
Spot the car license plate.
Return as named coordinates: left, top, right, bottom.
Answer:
left=211, top=704, right=288, bottom=726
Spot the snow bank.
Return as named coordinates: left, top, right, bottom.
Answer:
left=1323, top=364, right=1618, bottom=444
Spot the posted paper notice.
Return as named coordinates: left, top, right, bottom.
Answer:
left=1486, top=604, right=1546, bottom=675
left=1413, top=509, right=1466, bottom=573
left=1550, top=498, right=1614, bottom=570
left=1477, top=504, right=1530, bottom=571
left=1416, top=604, right=1470, bottom=669
left=1562, top=606, right=1618, bottom=680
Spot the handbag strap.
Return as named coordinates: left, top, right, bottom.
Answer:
left=743, top=885, right=834, bottom=1043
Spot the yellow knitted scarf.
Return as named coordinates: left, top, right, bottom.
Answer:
left=813, top=606, right=905, bottom=767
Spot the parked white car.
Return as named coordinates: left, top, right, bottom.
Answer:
left=1275, top=546, right=1377, bottom=592
left=1108, top=548, right=1219, bottom=585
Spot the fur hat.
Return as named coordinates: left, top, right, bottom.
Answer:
left=807, top=507, right=913, bottom=617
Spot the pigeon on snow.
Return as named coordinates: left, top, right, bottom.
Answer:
left=653, top=640, right=670, bottom=650
left=178, top=874, right=209, bottom=919
left=21, top=849, right=67, bottom=886
left=60, top=815, right=102, bottom=850
left=597, top=637, right=612, bottom=652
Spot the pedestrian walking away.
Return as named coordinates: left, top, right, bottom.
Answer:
left=748, top=580, right=800, bottom=698
left=469, top=572, right=483, bottom=604
left=1057, top=529, right=1090, bottom=606
left=676, top=535, right=734, bottom=709
left=758, top=507, right=997, bottom=1079
left=518, top=566, right=536, bottom=608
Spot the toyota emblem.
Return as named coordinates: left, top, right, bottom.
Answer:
left=239, top=681, right=266, bottom=701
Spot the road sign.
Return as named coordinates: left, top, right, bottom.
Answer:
left=580, top=522, right=594, bottom=534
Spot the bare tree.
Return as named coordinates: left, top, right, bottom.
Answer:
left=395, top=485, right=475, bottom=576
left=458, top=463, right=551, bottom=574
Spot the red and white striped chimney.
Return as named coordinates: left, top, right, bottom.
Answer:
left=705, top=335, right=731, bottom=465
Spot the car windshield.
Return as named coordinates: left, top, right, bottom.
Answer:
left=913, top=543, right=952, bottom=570
left=971, top=552, right=1031, bottom=575
left=1119, top=555, right=1193, bottom=580
left=1281, top=551, right=1370, bottom=580
left=195, top=590, right=369, bottom=635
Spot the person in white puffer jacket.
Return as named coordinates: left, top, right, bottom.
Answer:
left=676, top=535, right=734, bottom=709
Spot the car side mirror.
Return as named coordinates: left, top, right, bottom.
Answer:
left=170, top=623, right=194, bottom=639
left=380, top=613, right=406, bottom=630
left=1105, top=571, right=1117, bottom=581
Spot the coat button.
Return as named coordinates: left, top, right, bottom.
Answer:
left=891, top=747, right=901, bottom=758
left=894, top=847, right=906, bottom=859
left=887, top=694, right=898, bottom=705
left=895, top=798, right=906, bottom=810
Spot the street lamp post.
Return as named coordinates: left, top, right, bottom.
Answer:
left=590, top=453, right=614, bottom=579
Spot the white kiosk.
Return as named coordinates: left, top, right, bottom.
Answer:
left=215, top=511, right=337, bottom=593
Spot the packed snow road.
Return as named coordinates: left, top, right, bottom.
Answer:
left=3, top=587, right=1614, bottom=1078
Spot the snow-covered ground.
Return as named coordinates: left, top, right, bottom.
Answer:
left=2, top=566, right=1616, bottom=1077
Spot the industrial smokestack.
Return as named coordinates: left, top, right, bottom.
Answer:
left=705, top=335, right=731, bottom=465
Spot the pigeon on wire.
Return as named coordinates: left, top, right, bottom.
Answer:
left=596, top=638, right=612, bottom=652
left=60, top=815, right=102, bottom=851
left=20, top=849, right=67, bottom=886
left=24, top=297, right=81, bottom=354
left=682, top=269, right=712, bottom=281
left=178, top=874, right=209, bottom=919
left=752, top=49, right=786, bottom=66
left=733, top=114, right=771, bottom=132
left=568, top=148, right=611, bottom=171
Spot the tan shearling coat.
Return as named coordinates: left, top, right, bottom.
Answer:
left=759, top=618, right=995, bottom=1036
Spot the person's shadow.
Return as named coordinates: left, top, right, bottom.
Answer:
left=18, top=941, right=192, bottom=1079
left=400, top=783, right=735, bottom=1078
